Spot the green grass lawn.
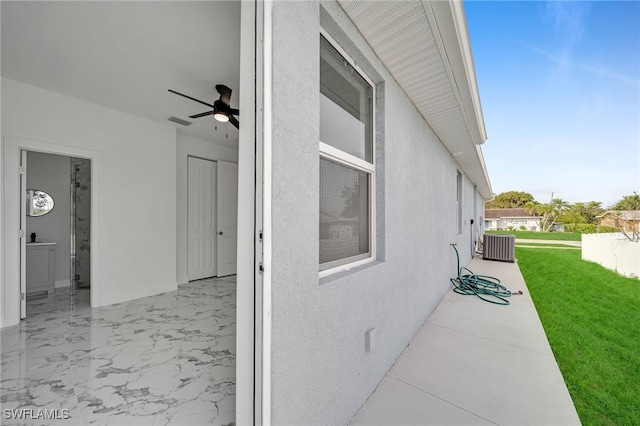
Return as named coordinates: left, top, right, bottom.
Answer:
left=516, top=247, right=640, bottom=425
left=487, top=230, right=581, bottom=241
left=514, top=242, right=580, bottom=248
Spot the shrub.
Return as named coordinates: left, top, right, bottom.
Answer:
left=564, top=224, right=621, bottom=234
left=597, top=226, right=618, bottom=233
left=565, top=223, right=596, bottom=233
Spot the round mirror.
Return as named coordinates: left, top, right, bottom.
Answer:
left=27, top=189, right=55, bottom=217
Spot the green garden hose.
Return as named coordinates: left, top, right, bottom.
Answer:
left=450, top=244, right=513, bottom=305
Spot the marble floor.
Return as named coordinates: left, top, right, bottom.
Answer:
left=1, top=277, right=236, bottom=425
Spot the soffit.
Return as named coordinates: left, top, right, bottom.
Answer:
left=337, top=0, right=492, bottom=199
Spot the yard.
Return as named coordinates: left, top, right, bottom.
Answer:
left=487, top=230, right=582, bottom=241
left=516, top=247, right=640, bottom=425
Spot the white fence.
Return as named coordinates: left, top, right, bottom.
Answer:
left=582, top=233, right=640, bottom=279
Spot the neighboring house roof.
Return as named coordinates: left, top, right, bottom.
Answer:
left=484, top=208, right=538, bottom=219
left=597, top=210, right=640, bottom=221
left=337, top=1, right=492, bottom=200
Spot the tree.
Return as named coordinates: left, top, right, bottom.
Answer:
left=525, top=198, right=568, bottom=232
left=609, top=192, right=640, bottom=242
left=560, top=201, right=603, bottom=225
left=611, top=192, right=640, bottom=211
left=486, top=191, right=535, bottom=209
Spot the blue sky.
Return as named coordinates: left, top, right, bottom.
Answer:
left=464, top=1, right=640, bottom=207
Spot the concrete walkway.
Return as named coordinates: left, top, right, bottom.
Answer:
left=351, top=257, right=581, bottom=425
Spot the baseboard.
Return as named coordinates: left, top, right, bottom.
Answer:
left=55, top=279, right=71, bottom=288
left=94, top=281, right=178, bottom=307
left=177, top=275, right=189, bottom=285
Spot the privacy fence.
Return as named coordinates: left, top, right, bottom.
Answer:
left=582, top=233, right=639, bottom=279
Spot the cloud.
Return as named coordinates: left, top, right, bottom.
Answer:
left=530, top=46, right=640, bottom=87
left=579, top=64, right=640, bottom=87
left=545, top=1, right=589, bottom=48
left=541, top=1, right=591, bottom=80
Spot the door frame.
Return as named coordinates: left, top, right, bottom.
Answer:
left=2, top=137, right=102, bottom=327
left=19, top=150, right=27, bottom=318
left=236, top=0, right=270, bottom=424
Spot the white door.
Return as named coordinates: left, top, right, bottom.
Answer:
left=20, top=150, right=27, bottom=318
left=216, top=161, right=238, bottom=276
left=187, top=157, right=217, bottom=281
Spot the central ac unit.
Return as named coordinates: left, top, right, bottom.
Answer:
left=483, top=234, right=515, bottom=263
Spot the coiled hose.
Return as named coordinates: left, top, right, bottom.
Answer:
left=450, top=244, right=512, bottom=305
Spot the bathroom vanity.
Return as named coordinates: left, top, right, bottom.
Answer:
left=26, top=242, right=56, bottom=295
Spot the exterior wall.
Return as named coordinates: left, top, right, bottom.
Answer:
left=175, top=134, right=238, bottom=285
left=501, top=218, right=539, bottom=231
left=269, top=2, right=480, bottom=423
left=600, top=216, right=617, bottom=228
left=2, top=77, right=177, bottom=325
left=599, top=213, right=640, bottom=230
left=485, top=217, right=539, bottom=231
left=582, top=233, right=640, bottom=278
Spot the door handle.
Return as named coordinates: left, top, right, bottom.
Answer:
left=218, top=231, right=223, bottom=235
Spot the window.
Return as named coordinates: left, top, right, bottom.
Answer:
left=319, top=33, right=375, bottom=273
left=456, top=171, right=462, bottom=234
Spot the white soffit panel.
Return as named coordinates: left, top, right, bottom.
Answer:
left=338, top=1, right=467, bottom=147
left=337, top=0, right=492, bottom=198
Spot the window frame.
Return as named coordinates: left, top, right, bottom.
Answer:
left=319, top=29, right=376, bottom=277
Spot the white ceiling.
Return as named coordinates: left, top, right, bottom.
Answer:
left=1, top=1, right=241, bottom=147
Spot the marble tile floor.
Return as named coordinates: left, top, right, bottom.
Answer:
left=1, top=277, right=236, bottom=425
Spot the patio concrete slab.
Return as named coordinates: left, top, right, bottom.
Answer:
left=351, top=257, right=581, bottom=426
left=350, top=376, right=494, bottom=426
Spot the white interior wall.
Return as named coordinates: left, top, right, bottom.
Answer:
left=2, top=77, right=177, bottom=326
left=175, top=134, right=238, bottom=285
left=26, top=151, right=72, bottom=287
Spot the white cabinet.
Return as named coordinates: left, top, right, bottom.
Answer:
left=26, top=242, right=56, bottom=295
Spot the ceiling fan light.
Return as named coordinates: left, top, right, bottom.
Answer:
left=214, top=111, right=230, bottom=122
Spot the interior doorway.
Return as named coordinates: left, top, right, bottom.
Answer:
left=21, top=150, right=92, bottom=318
left=70, top=157, right=92, bottom=291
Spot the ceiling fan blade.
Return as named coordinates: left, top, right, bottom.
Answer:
left=189, top=111, right=213, bottom=119
left=229, top=115, right=239, bottom=130
left=228, top=108, right=239, bottom=116
left=168, top=89, right=214, bottom=108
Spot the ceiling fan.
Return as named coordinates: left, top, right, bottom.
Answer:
left=168, top=84, right=239, bottom=129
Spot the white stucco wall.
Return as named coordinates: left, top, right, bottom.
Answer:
left=175, top=134, right=238, bottom=284
left=268, top=2, right=485, bottom=424
left=486, top=217, right=540, bottom=231
left=582, top=233, right=640, bottom=278
left=1, top=77, right=177, bottom=326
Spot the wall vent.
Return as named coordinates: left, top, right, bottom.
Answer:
left=483, top=234, right=515, bottom=263
left=168, top=116, right=192, bottom=126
